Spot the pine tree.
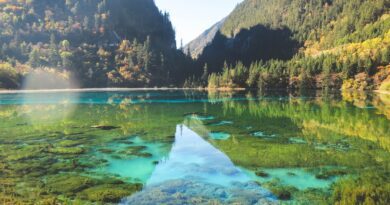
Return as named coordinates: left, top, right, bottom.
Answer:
left=342, top=59, right=351, bottom=79
left=48, top=34, right=60, bottom=67
left=60, top=51, right=73, bottom=69
left=365, top=58, right=374, bottom=76
left=71, top=2, right=79, bottom=15
left=83, top=16, right=89, bottom=30
left=28, top=48, right=41, bottom=68
left=201, top=63, right=208, bottom=83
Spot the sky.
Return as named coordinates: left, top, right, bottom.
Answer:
left=154, top=0, right=244, bottom=46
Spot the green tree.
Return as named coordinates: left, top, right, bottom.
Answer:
left=201, top=63, right=208, bottom=84
left=60, top=51, right=73, bottom=69
left=28, top=48, right=41, bottom=68
left=365, top=58, right=374, bottom=76
left=61, top=40, right=70, bottom=51
left=48, top=34, right=60, bottom=67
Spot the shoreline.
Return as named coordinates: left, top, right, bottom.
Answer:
left=0, top=87, right=209, bottom=94
left=0, top=87, right=389, bottom=95
left=0, top=87, right=248, bottom=94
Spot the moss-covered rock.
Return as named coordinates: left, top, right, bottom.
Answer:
left=263, top=180, right=298, bottom=201
left=136, top=152, right=153, bottom=158
left=255, top=170, right=269, bottom=178
left=77, top=183, right=142, bottom=203
left=91, top=125, right=119, bottom=130
left=48, top=147, right=85, bottom=155
left=6, top=145, right=44, bottom=161
left=98, top=148, right=114, bottom=154
left=56, top=140, right=82, bottom=147
left=270, top=186, right=298, bottom=200
left=46, top=174, right=97, bottom=195
left=117, top=146, right=152, bottom=158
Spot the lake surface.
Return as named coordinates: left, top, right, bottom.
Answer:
left=0, top=90, right=389, bottom=204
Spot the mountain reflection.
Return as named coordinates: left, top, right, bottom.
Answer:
left=121, top=124, right=276, bottom=205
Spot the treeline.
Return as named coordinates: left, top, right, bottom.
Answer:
left=0, top=0, right=194, bottom=89
left=206, top=43, right=390, bottom=91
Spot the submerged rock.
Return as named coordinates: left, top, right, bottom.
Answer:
left=48, top=147, right=85, bottom=155
left=78, top=183, right=142, bottom=203
left=255, top=170, right=270, bottom=178
left=6, top=145, right=44, bottom=161
left=274, top=189, right=292, bottom=200
left=46, top=174, right=97, bottom=195
left=315, top=169, right=347, bottom=180
left=115, top=145, right=153, bottom=158
left=91, top=125, right=120, bottom=130
left=137, top=152, right=153, bottom=158
left=121, top=179, right=277, bottom=205
left=98, top=148, right=114, bottom=154
left=120, top=141, right=134, bottom=145
left=118, top=146, right=147, bottom=155
left=56, top=140, right=82, bottom=147
left=287, top=172, right=297, bottom=176
left=269, top=185, right=298, bottom=201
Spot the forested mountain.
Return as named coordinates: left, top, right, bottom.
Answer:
left=184, top=19, right=225, bottom=59
left=1, top=0, right=389, bottom=91
left=0, top=0, right=193, bottom=88
left=190, top=0, right=390, bottom=91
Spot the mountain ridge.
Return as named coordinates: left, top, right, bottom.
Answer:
left=184, top=18, right=225, bottom=59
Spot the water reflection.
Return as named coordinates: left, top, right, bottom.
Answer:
left=0, top=90, right=389, bottom=204
left=122, top=125, right=276, bottom=204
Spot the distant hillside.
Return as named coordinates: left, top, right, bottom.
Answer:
left=220, top=0, right=389, bottom=51
left=188, top=0, right=390, bottom=92
left=184, top=19, right=225, bottom=59
left=0, top=0, right=193, bottom=89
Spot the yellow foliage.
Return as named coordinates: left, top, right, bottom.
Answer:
left=0, top=62, right=13, bottom=71
left=379, top=76, right=390, bottom=91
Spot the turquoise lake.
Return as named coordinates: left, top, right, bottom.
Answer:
left=0, top=90, right=389, bottom=204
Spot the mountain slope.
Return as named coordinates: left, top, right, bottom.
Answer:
left=220, top=0, right=389, bottom=50
left=184, top=19, right=225, bottom=59
left=0, top=0, right=192, bottom=88
left=189, top=0, right=390, bottom=91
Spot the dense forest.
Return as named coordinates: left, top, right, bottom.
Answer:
left=0, top=0, right=389, bottom=91
left=187, top=0, right=390, bottom=92
left=0, top=0, right=194, bottom=89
